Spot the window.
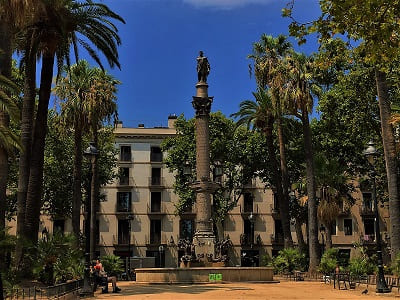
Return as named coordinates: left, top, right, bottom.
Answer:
left=362, top=192, right=373, bottom=211
left=120, top=146, right=131, bottom=161
left=53, top=220, right=65, bottom=234
left=151, top=168, right=161, bottom=185
left=243, top=193, right=253, bottom=213
left=151, top=192, right=161, bottom=212
left=364, top=218, right=375, bottom=236
left=150, top=146, right=162, bottom=162
left=331, top=220, right=337, bottom=235
left=150, top=219, right=161, bottom=244
left=344, top=219, right=353, bottom=236
left=119, top=168, right=129, bottom=185
left=118, top=219, right=130, bottom=244
left=117, top=192, right=131, bottom=212
left=274, top=219, right=283, bottom=241
left=179, top=219, right=194, bottom=241
left=273, top=193, right=280, bottom=211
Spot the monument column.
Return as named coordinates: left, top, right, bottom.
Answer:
left=192, top=51, right=217, bottom=264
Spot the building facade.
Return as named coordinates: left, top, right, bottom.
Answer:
left=9, top=115, right=390, bottom=268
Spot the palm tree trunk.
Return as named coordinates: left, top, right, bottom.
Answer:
left=301, top=111, right=319, bottom=273
left=17, top=39, right=36, bottom=237
left=264, top=120, right=292, bottom=248
left=72, top=123, right=83, bottom=237
left=0, top=20, right=12, bottom=233
left=325, top=223, right=332, bottom=250
left=375, top=69, right=400, bottom=260
left=24, top=52, right=55, bottom=245
left=295, top=220, right=306, bottom=252
left=277, top=117, right=293, bottom=247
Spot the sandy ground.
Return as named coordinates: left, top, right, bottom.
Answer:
left=93, top=280, right=400, bottom=300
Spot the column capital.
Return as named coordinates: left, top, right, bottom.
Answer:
left=192, top=96, right=214, bottom=117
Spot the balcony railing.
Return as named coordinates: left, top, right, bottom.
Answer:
left=116, top=202, right=132, bottom=213
left=148, top=177, right=165, bottom=187
left=145, top=233, right=167, bottom=245
left=240, top=233, right=253, bottom=246
left=270, top=204, right=280, bottom=216
left=360, top=204, right=375, bottom=216
left=239, top=204, right=259, bottom=215
left=270, top=233, right=284, bottom=244
left=361, top=234, right=376, bottom=244
left=147, top=203, right=168, bottom=214
left=113, top=234, right=131, bottom=245
left=119, top=177, right=134, bottom=186
left=150, top=153, right=163, bottom=162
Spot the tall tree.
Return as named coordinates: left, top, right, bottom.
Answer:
left=248, top=34, right=294, bottom=247
left=283, top=52, right=321, bottom=272
left=21, top=0, right=124, bottom=251
left=232, top=89, right=293, bottom=248
left=284, top=0, right=400, bottom=261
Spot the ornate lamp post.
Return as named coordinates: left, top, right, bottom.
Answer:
left=81, top=142, right=98, bottom=296
left=363, top=141, right=390, bottom=293
left=127, top=214, right=134, bottom=280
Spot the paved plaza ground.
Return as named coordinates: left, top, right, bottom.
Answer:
left=93, top=280, right=400, bottom=299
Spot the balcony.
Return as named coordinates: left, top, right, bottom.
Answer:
left=243, top=179, right=256, bottom=189
left=113, top=234, right=131, bottom=246
left=118, top=177, right=133, bottom=186
left=150, top=153, right=163, bottom=163
left=116, top=202, right=132, bottom=213
left=240, top=233, right=253, bottom=246
left=270, top=204, right=280, bottom=217
left=147, top=202, right=168, bottom=215
left=181, top=203, right=196, bottom=215
left=239, top=204, right=259, bottom=217
left=338, top=206, right=351, bottom=216
left=148, top=177, right=165, bottom=188
left=361, top=234, right=375, bottom=244
left=360, top=205, right=375, bottom=217
left=270, top=233, right=284, bottom=244
left=145, top=233, right=167, bottom=246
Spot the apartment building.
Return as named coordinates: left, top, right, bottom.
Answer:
left=11, top=115, right=390, bottom=268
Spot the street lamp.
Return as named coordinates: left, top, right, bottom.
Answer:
left=319, top=224, right=326, bottom=255
left=127, top=214, right=134, bottom=280
left=363, top=141, right=390, bottom=293
left=248, top=212, right=255, bottom=249
left=81, top=142, right=98, bottom=296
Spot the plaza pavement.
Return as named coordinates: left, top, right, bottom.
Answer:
left=93, top=280, right=400, bottom=299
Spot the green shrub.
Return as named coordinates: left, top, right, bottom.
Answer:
left=348, top=257, right=375, bottom=277
left=272, top=248, right=306, bottom=273
left=392, top=252, right=400, bottom=276
left=261, top=252, right=273, bottom=266
left=101, top=254, right=124, bottom=277
left=319, top=248, right=339, bottom=275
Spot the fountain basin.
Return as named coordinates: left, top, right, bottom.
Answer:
left=135, top=267, right=275, bottom=283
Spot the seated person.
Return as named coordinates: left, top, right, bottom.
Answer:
left=93, top=259, right=121, bottom=293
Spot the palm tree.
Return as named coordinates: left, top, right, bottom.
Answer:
left=283, top=51, right=321, bottom=273
left=232, top=88, right=293, bottom=248
left=248, top=34, right=294, bottom=247
left=20, top=0, right=124, bottom=252
left=314, top=154, right=354, bottom=249
left=54, top=60, right=119, bottom=240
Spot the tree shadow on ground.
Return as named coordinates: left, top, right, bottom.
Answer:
left=96, top=284, right=254, bottom=297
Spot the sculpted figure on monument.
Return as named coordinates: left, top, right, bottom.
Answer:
left=197, top=50, right=210, bottom=83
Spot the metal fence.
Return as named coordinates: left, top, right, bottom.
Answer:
left=4, top=279, right=83, bottom=299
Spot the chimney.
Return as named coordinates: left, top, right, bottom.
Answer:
left=168, top=114, right=177, bottom=129
left=115, top=120, right=123, bottom=128
left=138, top=123, right=145, bottom=128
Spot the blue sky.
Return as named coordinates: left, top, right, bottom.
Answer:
left=81, top=0, right=321, bottom=127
